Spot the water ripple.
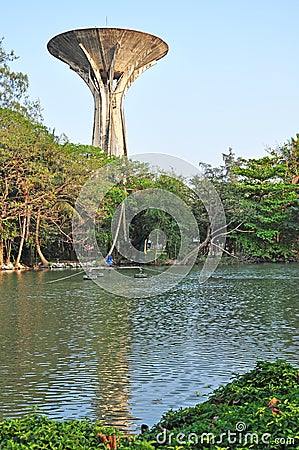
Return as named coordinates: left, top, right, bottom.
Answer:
left=0, top=263, right=298, bottom=431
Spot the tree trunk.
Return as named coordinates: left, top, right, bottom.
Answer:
left=0, top=238, right=3, bottom=266
left=35, top=208, right=49, bottom=267
left=5, top=239, right=12, bottom=265
left=0, top=223, right=4, bottom=266
left=14, top=215, right=27, bottom=269
left=107, top=201, right=125, bottom=257
left=180, top=228, right=211, bottom=265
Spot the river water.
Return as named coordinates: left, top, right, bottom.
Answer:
left=0, top=263, right=298, bottom=431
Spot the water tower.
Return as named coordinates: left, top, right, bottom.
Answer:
left=47, top=28, right=168, bottom=157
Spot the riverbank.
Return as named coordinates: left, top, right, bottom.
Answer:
left=0, top=360, right=298, bottom=449
left=1, top=254, right=299, bottom=271
left=0, top=261, right=81, bottom=270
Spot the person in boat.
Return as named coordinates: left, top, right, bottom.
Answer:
left=106, top=254, right=113, bottom=266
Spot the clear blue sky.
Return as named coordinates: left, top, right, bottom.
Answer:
left=2, top=0, right=299, bottom=167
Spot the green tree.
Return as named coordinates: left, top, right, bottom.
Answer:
left=231, top=153, right=299, bottom=260
left=192, top=147, right=299, bottom=262
left=0, top=108, right=111, bottom=267
left=0, top=38, right=42, bottom=121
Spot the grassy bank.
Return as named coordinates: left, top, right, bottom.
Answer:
left=0, top=360, right=298, bottom=449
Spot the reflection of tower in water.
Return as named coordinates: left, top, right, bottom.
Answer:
left=91, top=295, right=134, bottom=431
left=0, top=270, right=135, bottom=429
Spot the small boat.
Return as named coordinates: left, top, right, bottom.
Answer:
left=134, top=268, right=148, bottom=279
left=83, top=272, right=104, bottom=280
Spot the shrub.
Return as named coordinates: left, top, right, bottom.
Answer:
left=0, top=360, right=298, bottom=449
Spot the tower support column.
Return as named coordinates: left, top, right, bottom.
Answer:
left=47, top=28, right=168, bottom=157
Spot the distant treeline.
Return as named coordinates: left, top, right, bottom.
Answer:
left=1, top=106, right=298, bottom=267
left=0, top=39, right=298, bottom=268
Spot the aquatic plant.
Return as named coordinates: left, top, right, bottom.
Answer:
left=0, top=360, right=298, bottom=449
left=144, top=359, right=299, bottom=449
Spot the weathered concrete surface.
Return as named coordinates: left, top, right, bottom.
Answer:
left=47, top=28, right=168, bottom=157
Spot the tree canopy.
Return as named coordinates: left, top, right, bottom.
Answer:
left=0, top=38, right=42, bottom=122
left=0, top=39, right=298, bottom=268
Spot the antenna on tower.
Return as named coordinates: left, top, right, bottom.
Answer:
left=105, top=16, right=108, bottom=27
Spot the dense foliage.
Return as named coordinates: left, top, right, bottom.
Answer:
left=229, top=146, right=299, bottom=261
left=0, top=360, right=298, bottom=449
left=0, top=39, right=299, bottom=267
left=0, top=38, right=42, bottom=122
left=190, top=148, right=299, bottom=262
left=142, top=359, right=299, bottom=449
left=0, top=107, right=112, bottom=267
